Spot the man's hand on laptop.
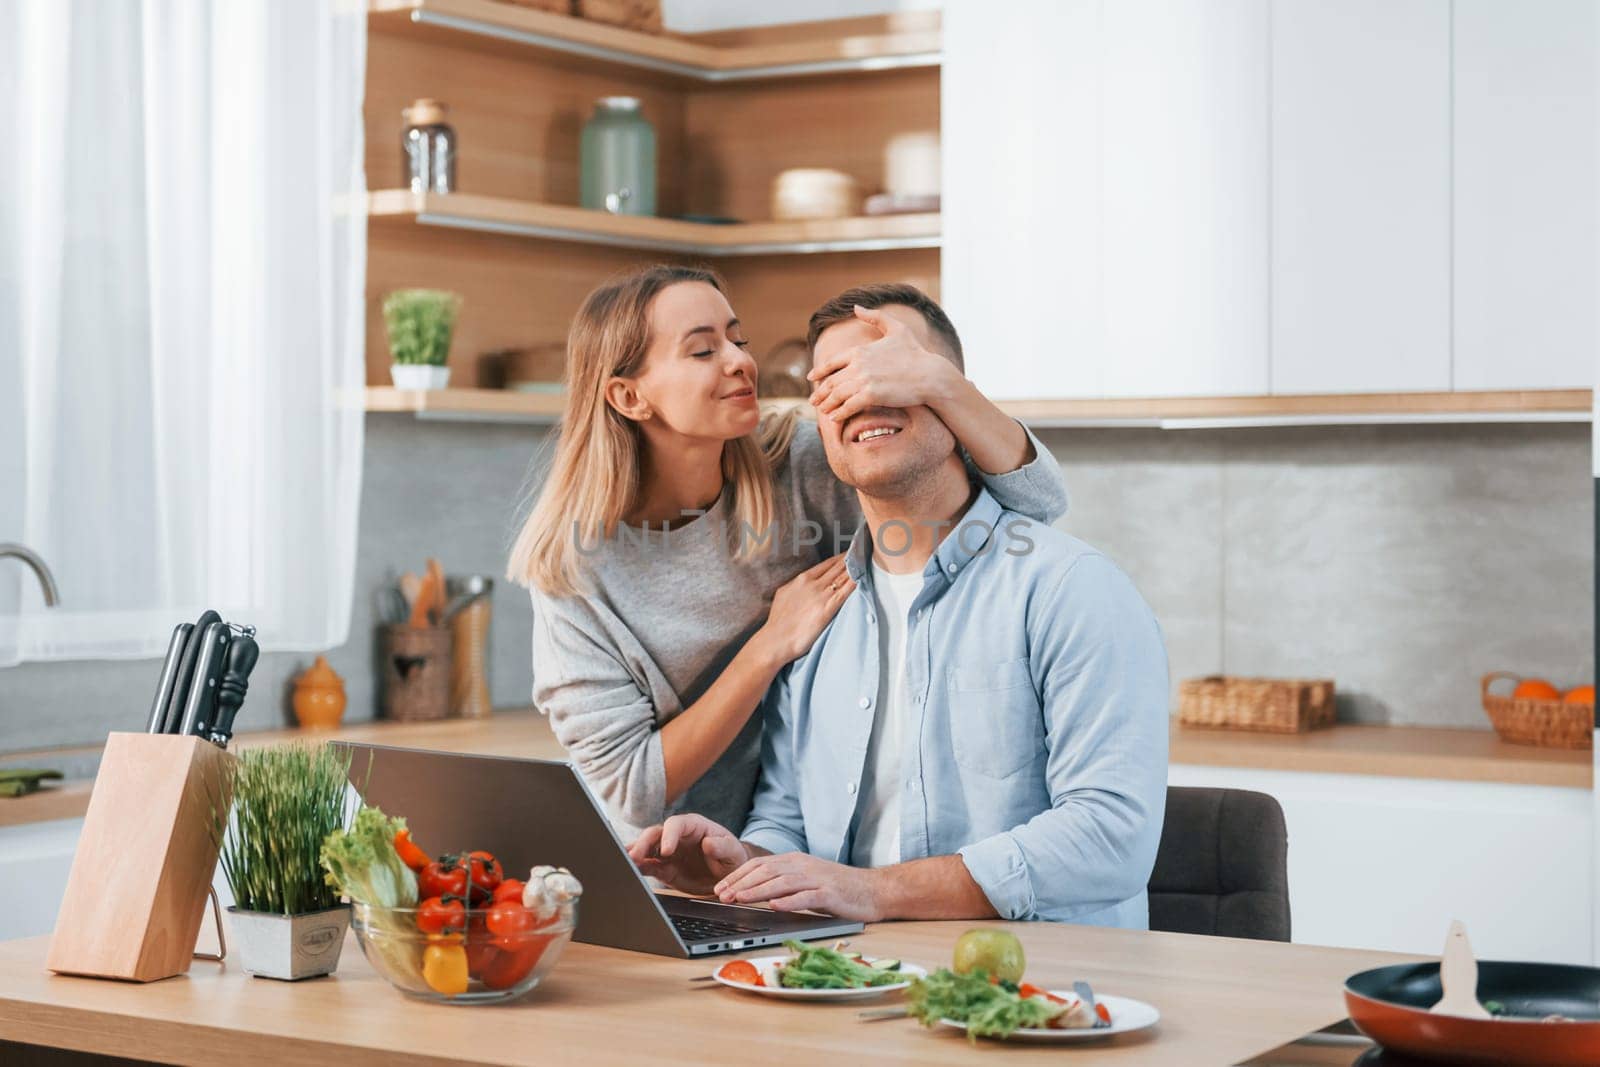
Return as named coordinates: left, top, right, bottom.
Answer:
left=713, top=851, right=881, bottom=923
left=628, top=814, right=756, bottom=896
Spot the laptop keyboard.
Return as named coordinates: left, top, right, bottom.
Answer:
left=672, top=915, right=761, bottom=941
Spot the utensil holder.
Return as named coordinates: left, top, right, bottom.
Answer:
left=48, top=732, right=234, bottom=982
left=451, top=595, right=493, bottom=719
left=383, top=625, right=452, bottom=722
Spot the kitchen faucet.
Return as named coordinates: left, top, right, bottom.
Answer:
left=0, top=543, right=60, bottom=606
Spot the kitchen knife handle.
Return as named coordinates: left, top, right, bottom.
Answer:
left=177, top=622, right=229, bottom=738
left=165, top=609, right=221, bottom=733
left=147, top=623, right=192, bottom=732
left=209, top=633, right=259, bottom=748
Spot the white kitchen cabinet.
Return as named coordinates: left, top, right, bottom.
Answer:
left=0, top=818, right=82, bottom=942
left=1169, top=764, right=1593, bottom=965
left=948, top=0, right=1586, bottom=406
left=943, top=0, right=1104, bottom=401
left=944, top=0, right=1269, bottom=401
left=1270, top=0, right=1452, bottom=395
left=1453, top=0, right=1597, bottom=392
left=1099, top=0, right=1270, bottom=398
left=0, top=817, right=238, bottom=948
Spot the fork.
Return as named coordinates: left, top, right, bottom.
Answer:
left=1075, top=980, right=1112, bottom=1029
left=857, top=1007, right=909, bottom=1022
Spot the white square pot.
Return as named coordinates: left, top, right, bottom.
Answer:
left=390, top=364, right=451, bottom=390
left=227, top=905, right=351, bottom=981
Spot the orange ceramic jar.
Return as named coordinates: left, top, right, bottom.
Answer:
left=294, top=655, right=347, bottom=730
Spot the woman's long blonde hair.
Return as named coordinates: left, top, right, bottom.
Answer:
left=508, top=265, right=798, bottom=596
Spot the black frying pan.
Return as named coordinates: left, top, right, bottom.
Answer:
left=1345, top=961, right=1600, bottom=1065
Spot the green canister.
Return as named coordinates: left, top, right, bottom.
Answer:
left=580, top=97, right=657, bottom=216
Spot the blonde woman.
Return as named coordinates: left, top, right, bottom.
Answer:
left=508, top=265, right=1068, bottom=843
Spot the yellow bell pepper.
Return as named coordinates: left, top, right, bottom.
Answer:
left=423, top=940, right=470, bottom=996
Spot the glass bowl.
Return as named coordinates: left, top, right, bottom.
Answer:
left=350, top=901, right=576, bottom=1005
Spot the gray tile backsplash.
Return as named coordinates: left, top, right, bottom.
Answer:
left=1041, top=423, right=1593, bottom=727
left=0, top=417, right=1590, bottom=753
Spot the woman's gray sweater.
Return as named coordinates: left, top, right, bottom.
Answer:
left=529, top=420, right=1069, bottom=844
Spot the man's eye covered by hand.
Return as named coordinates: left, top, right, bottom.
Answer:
left=808, top=304, right=960, bottom=423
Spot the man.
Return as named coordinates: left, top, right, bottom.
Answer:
left=629, top=284, right=1169, bottom=926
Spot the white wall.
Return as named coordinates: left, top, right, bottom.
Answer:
left=661, top=0, right=940, bottom=33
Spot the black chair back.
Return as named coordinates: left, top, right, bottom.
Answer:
left=1148, top=786, right=1290, bottom=942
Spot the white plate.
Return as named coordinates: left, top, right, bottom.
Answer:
left=712, top=954, right=928, bottom=1001
left=938, top=992, right=1160, bottom=1041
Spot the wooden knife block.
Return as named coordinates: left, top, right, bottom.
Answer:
left=47, top=732, right=234, bottom=982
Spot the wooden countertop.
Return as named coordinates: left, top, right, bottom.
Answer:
left=0, top=712, right=569, bottom=830
left=2, top=711, right=1587, bottom=830
left=0, top=920, right=1419, bottom=1066
left=1170, top=721, right=1591, bottom=789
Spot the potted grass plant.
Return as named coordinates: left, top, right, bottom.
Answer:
left=384, top=288, right=461, bottom=390
left=216, top=742, right=354, bottom=981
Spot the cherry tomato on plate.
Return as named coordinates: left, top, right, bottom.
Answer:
left=717, top=959, right=764, bottom=987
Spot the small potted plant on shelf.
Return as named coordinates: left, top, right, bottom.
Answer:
left=215, top=742, right=355, bottom=981
left=383, top=288, right=461, bottom=390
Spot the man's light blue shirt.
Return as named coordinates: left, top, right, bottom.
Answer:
left=742, top=488, right=1170, bottom=927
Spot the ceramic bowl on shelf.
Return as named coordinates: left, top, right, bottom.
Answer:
left=771, top=168, right=858, bottom=221
left=349, top=901, right=576, bottom=1005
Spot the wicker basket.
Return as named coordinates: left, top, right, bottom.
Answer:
left=1178, top=675, right=1336, bottom=733
left=382, top=625, right=453, bottom=722
left=1480, top=672, right=1592, bottom=750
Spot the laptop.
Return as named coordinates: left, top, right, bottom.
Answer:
left=336, top=743, right=862, bottom=957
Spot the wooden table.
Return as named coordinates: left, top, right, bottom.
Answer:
left=0, top=921, right=1418, bottom=1066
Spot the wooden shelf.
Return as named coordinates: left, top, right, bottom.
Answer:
left=367, top=190, right=940, bottom=256
left=1000, top=389, right=1594, bottom=428
left=362, top=387, right=1593, bottom=426
left=368, top=0, right=941, bottom=81
left=364, top=385, right=566, bottom=422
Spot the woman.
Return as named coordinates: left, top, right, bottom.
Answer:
left=508, top=265, right=1068, bottom=843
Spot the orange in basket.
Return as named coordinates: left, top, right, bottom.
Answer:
left=1565, top=685, right=1595, bottom=705
left=1512, top=678, right=1561, bottom=701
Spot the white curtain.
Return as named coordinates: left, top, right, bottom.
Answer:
left=0, top=0, right=367, bottom=664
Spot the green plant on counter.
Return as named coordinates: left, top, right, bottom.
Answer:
left=383, top=288, right=461, bottom=366
left=217, top=742, right=352, bottom=915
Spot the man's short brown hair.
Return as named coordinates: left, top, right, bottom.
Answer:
left=806, top=283, right=964, bottom=372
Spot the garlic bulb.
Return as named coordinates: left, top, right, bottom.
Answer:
left=523, top=865, right=583, bottom=923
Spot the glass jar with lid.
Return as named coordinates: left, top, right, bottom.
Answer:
left=402, top=98, right=456, bottom=194
left=580, top=97, right=656, bottom=216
